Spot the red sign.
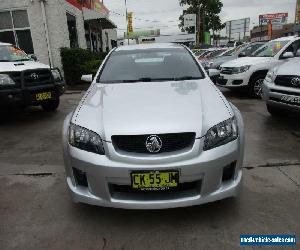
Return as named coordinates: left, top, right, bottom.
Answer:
left=259, top=13, right=288, bottom=20
left=66, top=0, right=109, bottom=14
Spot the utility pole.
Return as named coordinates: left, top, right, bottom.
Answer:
left=125, top=0, right=129, bottom=45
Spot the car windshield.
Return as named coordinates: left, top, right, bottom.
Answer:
left=252, top=40, right=289, bottom=57
left=98, top=47, right=204, bottom=83
left=207, top=49, right=225, bottom=58
left=221, top=48, right=236, bottom=56
left=241, top=43, right=265, bottom=56
left=0, top=45, right=31, bottom=62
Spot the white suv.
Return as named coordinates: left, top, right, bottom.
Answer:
left=0, top=42, right=65, bottom=110
left=262, top=57, right=300, bottom=115
left=218, top=36, right=300, bottom=98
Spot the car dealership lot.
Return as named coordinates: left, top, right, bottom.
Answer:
left=0, top=90, right=299, bottom=249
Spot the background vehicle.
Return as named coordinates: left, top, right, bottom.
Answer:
left=227, top=41, right=243, bottom=48
left=207, top=42, right=265, bottom=82
left=218, top=36, right=300, bottom=98
left=0, top=43, right=65, bottom=111
left=63, top=43, right=245, bottom=209
left=263, top=56, right=300, bottom=116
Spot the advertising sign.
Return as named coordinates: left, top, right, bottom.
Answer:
left=226, top=18, right=250, bottom=35
left=184, top=14, right=196, bottom=28
left=66, top=0, right=109, bottom=15
left=259, top=13, right=288, bottom=26
left=124, top=29, right=160, bottom=39
left=127, top=12, right=133, bottom=33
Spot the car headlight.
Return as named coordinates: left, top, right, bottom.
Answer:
left=0, top=74, right=15, bottom=86
left=232, top=65, right=251, bottom=74
left=68, top=124, right=105, bottom=155
left=265, top=67, right=278, bottom=83
left=204, top=117, right=238, bottom=151
left=51, top=69, right=63, bottom=82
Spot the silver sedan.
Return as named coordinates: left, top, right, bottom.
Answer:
left=62, top=43, right=245, bottom=209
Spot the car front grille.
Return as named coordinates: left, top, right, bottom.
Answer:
left=23, top=69, right=53, bottom=87
left=220, top=67, right=234, bottom=75
left=274, top=75, right=300, bottom=89
left=112, top=132, right=196, bottom=154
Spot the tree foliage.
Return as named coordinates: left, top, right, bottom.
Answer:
left=179, top=0, right=225, bottom=34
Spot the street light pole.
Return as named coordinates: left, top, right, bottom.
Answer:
left=125, top=0, right=129, bottom=45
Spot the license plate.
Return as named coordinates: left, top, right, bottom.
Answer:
left=131, top=170, right=179, bottom=191
left=281, top=95, right=300, bottom=104
left=36, top=91, right=52, bottom=101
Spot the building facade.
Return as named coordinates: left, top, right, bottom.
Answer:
left=0, top=0, right=117, bottom=70
left=251, top=24, right=299, bottom=42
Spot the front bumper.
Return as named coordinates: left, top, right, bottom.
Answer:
left=216, top=72, right=251, bottom=88
left=63, top=111, right=244, bottom=209
left=0, top=84, right=65, bottom=107
left=263, top=81, right=300, bottom=113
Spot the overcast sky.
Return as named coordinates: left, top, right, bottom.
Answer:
left=104, top=0, right=297, bottom=38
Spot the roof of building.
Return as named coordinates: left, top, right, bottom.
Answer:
left=115, top=43, right=183, bottom=51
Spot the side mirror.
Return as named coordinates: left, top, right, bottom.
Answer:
left=238, top=52, right=246, bottom=58
left=208, top=69, right=219, bottom=77
left=30, top=54, right=37, bottom=61
left=282, top=51, right=294, bottom=59
left=81, top=74, right=93, bottom=83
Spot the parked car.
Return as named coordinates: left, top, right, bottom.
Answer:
left=62, top=43, right=245, bottom=209
left=207, top=42, right=265, bottom=82
left=0, top=42, right=65, bottom=111
left=218, top=36, right=300, bottom=98
left=262, top=56, right=300, bottom=116
left=227, top=41, right=243, bottom=48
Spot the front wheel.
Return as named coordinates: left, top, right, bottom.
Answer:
left=41, top=98, right=60, bottom=111
left=249, top=75, right=265, bottom=99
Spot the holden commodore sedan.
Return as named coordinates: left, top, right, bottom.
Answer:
left=62, top=43, right=245, bottom=209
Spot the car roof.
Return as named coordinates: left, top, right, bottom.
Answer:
left=0, top=42, right=11, bottom=46
left=272, top=36, right=299, bottom=42
left=115, top=43, right=184, bottom=51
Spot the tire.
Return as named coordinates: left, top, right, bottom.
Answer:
left=249, top=74, right=265, bottom=99
left=267, top=104, right=284, bottom=117
left=41, top=98, right=60, bottom=111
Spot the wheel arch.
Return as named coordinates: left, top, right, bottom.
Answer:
left=249, top=70, right=269, bottom=83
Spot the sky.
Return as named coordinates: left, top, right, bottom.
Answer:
left=104, top=0, right=298, bottom=38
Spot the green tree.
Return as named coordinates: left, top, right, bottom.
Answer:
left=179, top=0, right=225, bottom=44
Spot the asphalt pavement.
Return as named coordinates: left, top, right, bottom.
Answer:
left=0, top=89, right=299, bottom=249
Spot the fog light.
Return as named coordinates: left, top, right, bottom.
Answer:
left=222, top=162, right=236, bottom=182
left=72, top=168, right=88, bottom=187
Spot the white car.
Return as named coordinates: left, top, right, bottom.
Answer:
left=62, top=43, right=245, bottom=209
left=218, top=36, right=300, bottom=98
left=263, top=57, right=300, bottom=115
left=0, top=42, right=64, bottom=110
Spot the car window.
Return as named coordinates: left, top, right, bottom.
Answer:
left=281, top=40, right=300, bottom=57
left=252, top=40, right=289, bottom=57
left=0, top=45, right=31, bottom=62
left=98, top=48, right=204, bottom=83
